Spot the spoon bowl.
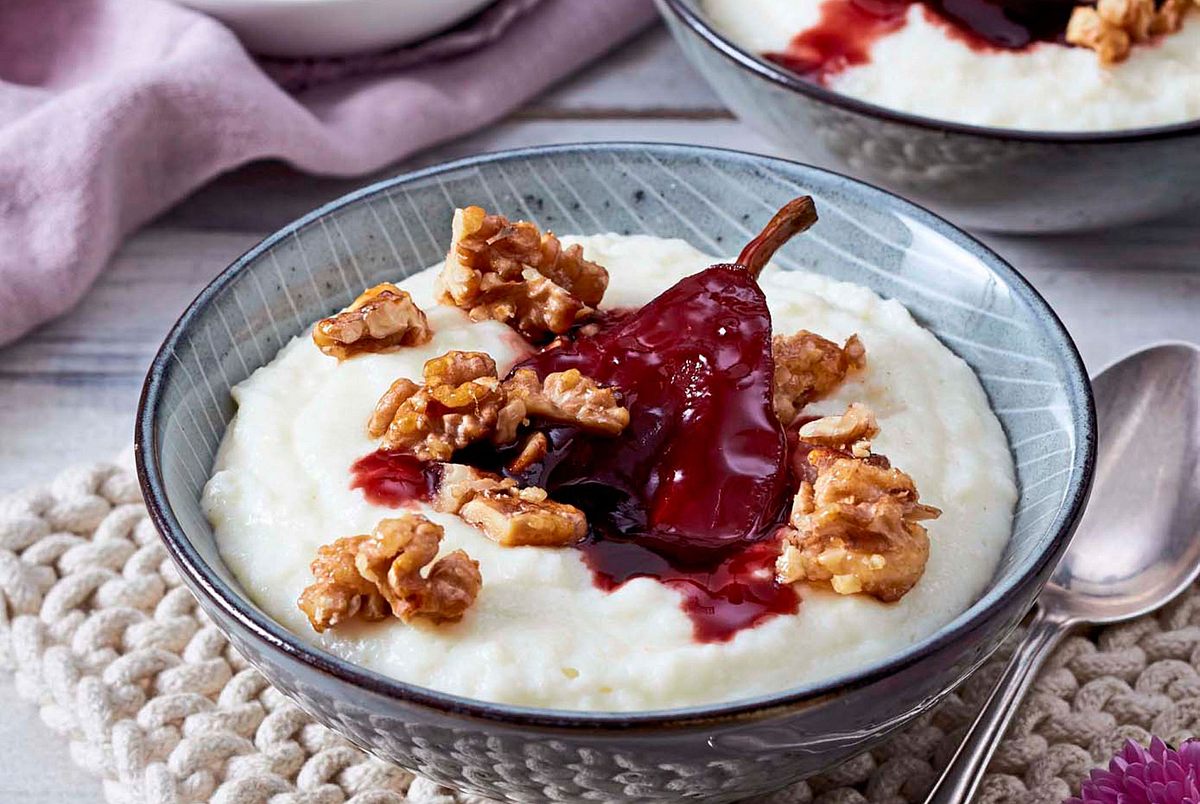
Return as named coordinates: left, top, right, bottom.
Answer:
left=1043, top=343, right=1200, bottom=624
left=929, top=342, right=1200, bottom=803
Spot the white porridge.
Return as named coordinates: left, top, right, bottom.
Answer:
left=703, top=0, right=1200, bottom=131
left=202, top=233, right=1016, bottom=711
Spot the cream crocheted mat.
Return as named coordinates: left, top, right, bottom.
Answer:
left=1, top=457, right=1189, bottom=804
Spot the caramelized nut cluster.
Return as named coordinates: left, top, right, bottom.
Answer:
left=772, top=331, right=867, bottom=426
left=313, top=283, right=432, bottom=360
left=369, top=351, right=507, bottom=461
left=365, top=352, right=625, bottom=547
left=796, top=401, right=879, bottom=458
left=776, top=404, right=941, bottom=603
left=298, top=515, right=481, bottom=632
left=437, top=206, right=609, bottom=340
left=435, top=464, right=587, bottom=547
left=369, top=352, right=629, bottom=460
left=505, top=368, right=630, bottom=436
left=1067, top=0, right=1196, bottom=65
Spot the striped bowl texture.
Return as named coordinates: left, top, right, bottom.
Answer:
left=136, top=143, right=1095, bottom=802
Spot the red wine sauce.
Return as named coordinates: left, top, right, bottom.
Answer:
left=764, top=0, right=910, bottom=81
left=764, top=0, right=1075, bottom=84
left=351, top=450, right=438, bottom=508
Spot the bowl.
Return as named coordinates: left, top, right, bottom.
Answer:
left=136, top=143, right=1095, bottom=802
left=179, top=0, right=496, bottom=57
left=656, top=0, right=1200, bottom=234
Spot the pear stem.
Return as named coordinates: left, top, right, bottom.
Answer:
left=736, top=196, right=819, bottom=279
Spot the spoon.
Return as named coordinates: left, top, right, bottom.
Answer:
left=927, top=342, right=1200, bottom=804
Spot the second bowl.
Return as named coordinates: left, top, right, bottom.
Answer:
left=658, top=0, right=1200, bottom=234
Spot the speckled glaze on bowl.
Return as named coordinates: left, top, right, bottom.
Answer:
left=657, top=0, right=1200, bottom=234
left=136, top=143, right=1095, bottom=802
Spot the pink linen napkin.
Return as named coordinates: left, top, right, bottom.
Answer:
left=0, top=0, right=657, bottom=347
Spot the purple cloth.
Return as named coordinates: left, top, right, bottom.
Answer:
left=0, top=0, right=656, bottom=346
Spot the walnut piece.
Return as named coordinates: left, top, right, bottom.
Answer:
left=433, top=463, right=586, bottom=547
left=436, top=206, right=609, bottom=340
left=460, top=485, right=588, bottom=547
left=297, top=515, right=481, bottom=632
left=507, top=432, right=549, bottom=474
left=297, top=535, right=389, bottom=633
left=369, top=350, right=627, bottom=457
left=1067, top=6, right=1132, bottom=63
left=356, top=516, right=481, bottom=623
left=373, top=351, right=505, bottom=460
left=503, top=368, right=630, bottom=435
left=773, top=331, right=867, bottom=426
left=777, top=405, right=940, bottom=603
left=494, top=397, right=527, bottom=446
left=1153, top=0, right=1194, bottom=33
left=1067, top=0, right=1196, bottom=65
left=313, top=283, right=432, bottom=360
left=367, top=378, right=420, bottom=439
left=433, top=464, right=516, bottom=515
left=797, top=402, right=879, bottom=458
left=423, top=350, right=497, bottom=387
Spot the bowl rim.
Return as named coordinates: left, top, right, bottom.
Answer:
left=136, top=141, right=1096, bottom=730
left=658, top=0, right=1200, bottom=145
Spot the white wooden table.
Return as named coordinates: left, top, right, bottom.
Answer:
left=1, top=25, right=1198, bottom=803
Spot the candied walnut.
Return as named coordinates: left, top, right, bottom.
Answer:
left=423, top=350, right=496, bottom=387
left=1067, top=6, right=1132, bottom=63
left=436, top=206, right=609, bottom=340
left=1152, top=0, right=1193, bottom=34
left=503, top=368, right=630, bottom=435
left=537, top=234, right=609, bottom=306
left=355, top=516, right=481, bottom=623
left=797, top=403, right=879, bottom=458
left=1099, top=0, right=1156, bottom=38
left=375, top=351, right=505, bottom=460
left=297, top=516, right=481, bottom=632
left=460, top=486, right=587, bottom=547
left=772, top=331, right=867, bottom=426
left=433, top=463, right=585, bottom=547
left=368, top=378, right=420, bottom=439
left=507, top=432, right=549, bottom=474
left=1067, top=0, right=1194, bottom=65
left=494, top=397, right=528, bottom=446
left=298, top=535, right=390, bottom=633
left=777, top=417, right=941, bottom=603
left=313, top=283, right=432, bottom=360
left=433, top=464, right=516, bottom=515
left=367, top=352, right=623, bottom=455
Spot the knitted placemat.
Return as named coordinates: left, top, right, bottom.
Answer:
left=1, top=458, right=1192, bottom=804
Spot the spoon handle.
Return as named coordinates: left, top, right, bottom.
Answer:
left=924, top=605, right=1071, bottom=804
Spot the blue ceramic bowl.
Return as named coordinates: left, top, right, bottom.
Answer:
left=657, top=0, right=1200, bottom=234
left=136, top=143, right=1095, bottom=802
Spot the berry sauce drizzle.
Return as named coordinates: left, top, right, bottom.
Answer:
left=351, top=265, right=802, bottom=642
left=764, top=0, right=1075, bottom=84
left=350, top=451, right=438, bottom=508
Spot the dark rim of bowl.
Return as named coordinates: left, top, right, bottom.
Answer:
left=658, top=0, right=1200, bottom=145
left=136, top=142, right=1096, bottom=730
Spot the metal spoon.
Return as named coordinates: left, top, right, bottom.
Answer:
left=926, top=342, right=1200, bottom=804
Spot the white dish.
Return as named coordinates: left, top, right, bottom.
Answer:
left=180, top=0, right=496, bottom=58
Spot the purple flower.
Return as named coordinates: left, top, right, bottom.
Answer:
left=1067, top=738, right=1200, bottom=804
